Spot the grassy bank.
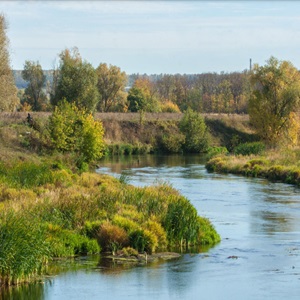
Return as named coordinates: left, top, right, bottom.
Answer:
left=0, top=112, right=225, bottom=286
left=0, top=112, right=255, bottom=164
left=206, top=148, right=300, bottom=186
left=0, top=161, right=220, bottom=286
left=0, top=112, right=256, bottom=285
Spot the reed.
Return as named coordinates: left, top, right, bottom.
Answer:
left=0, top=162, right=220, bottom=285
left=0, top=211, right=49, bottom=287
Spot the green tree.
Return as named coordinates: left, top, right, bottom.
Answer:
left=48, top=100, right=105, bottom=164
left=127, top=78, right=161, bottom=112
left=179, top=108, right=209, bottom=153
left=249, top=57, right=300, bottom=146
left=0, top=14, right=19, bottom=111
left=96, top=63, right=127, bottom=112
left=51, top=47, right=99, bottom=112
left=21, top=60, right=46, bottom=111
left=127, top=87, right=147, bottom=112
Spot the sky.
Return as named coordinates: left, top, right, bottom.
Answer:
left=1, top=0, right=300, bottom=74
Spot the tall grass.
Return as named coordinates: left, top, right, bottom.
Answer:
left=205, top=148, right=300, bottom=186
left=0, top=211, right=49, bottom=286
left=0, top=161, right=220, bottom=285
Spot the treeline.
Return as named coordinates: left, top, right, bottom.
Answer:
left=14, top=68, right=251, bottom=114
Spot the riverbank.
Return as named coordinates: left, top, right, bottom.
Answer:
left=0, top=112, right=255, bottom=159
left=0, top=112, right=223, bottom=286
left=206, top=148, right=300, bottom=186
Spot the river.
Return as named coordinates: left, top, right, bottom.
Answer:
left=2, top=154, right=300, bottom=300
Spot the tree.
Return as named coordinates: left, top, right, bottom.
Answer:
left=127, top=87, right=146, bottom=112
left=0, top=14, right=19, bottom=111
left=179, top=108, right=209, bottom=153
left=96, top=63, right=127, bottom=112
left=51, top=48, right=99, bottom=113
left=48, top=100, right=105, bottom=165
left=249, top=57, right=300, bottom=146
left=127, top=78, right=161, bottom=112
left=21, top=60, right=46, bottom=111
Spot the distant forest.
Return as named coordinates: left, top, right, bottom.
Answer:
left=14, top=70, right=250, bottom=114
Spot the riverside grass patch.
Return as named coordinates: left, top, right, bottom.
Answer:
left=0, top=161, right=220, bottom=286
left=205, top=148, right=300, bottom=186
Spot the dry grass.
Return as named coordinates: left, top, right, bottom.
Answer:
left=0, top=111, right=249, bottom=123
left=0, top=112, right=253, bottom=153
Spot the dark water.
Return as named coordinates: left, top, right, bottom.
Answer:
left=2, top=154, right=300, bottom=300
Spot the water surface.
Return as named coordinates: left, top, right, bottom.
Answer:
left=2, top=154, right=300, bottom=300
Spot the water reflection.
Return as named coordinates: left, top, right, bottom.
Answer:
left=0, top=283, right=45, bottom=300
left=99, top=154, right=207, bottom=176
left=248, top=181, right=300, bottom=236
left=251, top=210, right=293, bottom=235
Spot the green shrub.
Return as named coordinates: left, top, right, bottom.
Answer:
left=207, top=146, right=228, bottom=159
left=46, top=224, right=100, bottom=257
left=205, top=156, right=227, bottom=173
left=48, top=100, right=105, bottom=163
left=179, top=108, right=209, bottom=153
left=160, top=133, right=185, bottom=153
left=234, top=142, right=265, bottom=156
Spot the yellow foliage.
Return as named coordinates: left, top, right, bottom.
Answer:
left=286, top=112, right=300, bottom=147
left=161, top=100, right=181, bottom=113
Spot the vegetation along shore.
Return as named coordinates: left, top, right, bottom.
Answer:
left=2, top=10, right=300, bottom=288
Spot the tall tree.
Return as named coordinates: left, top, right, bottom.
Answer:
left=0, top=14, right=19, bottom=111
left=51, top=47, right=99, bottom=112
left=249, top=56, right=300, bottom=146
left=96, top=63, right=127, bottom=112
left=21, top=60, right=46, bottom=111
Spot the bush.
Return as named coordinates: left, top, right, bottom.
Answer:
left=207, top=146, right=228, bottom=159
left=234, top=142, right=265, bottom=156
left=46, top=224, right=100, bottom=257
left=48, top=100, right=105, bottom=163
left=205, top=156, right=227, bottom=173
left=161, top=133, right=185, bottom=153
left=179, top=108, right=209, bottom=153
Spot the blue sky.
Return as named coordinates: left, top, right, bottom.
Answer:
left=1, top=1, right=300, bottom=74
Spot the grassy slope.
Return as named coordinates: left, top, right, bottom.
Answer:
left=0, top=112, right=255, bottom=159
